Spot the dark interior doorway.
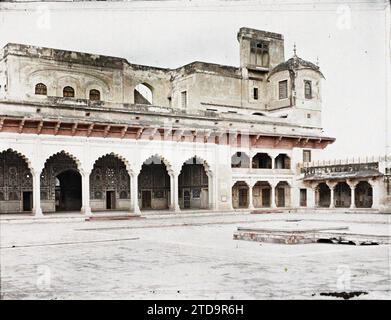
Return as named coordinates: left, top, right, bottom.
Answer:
left=142, top=190, right=152, bottom=209
left=55, top=170, right=82, bottom=212
left=183, top=189, right=191, bottom=209
left=238, top=188, right=248, bottom=207
left=262, top=188, right=271, bottom=207
left=106, top=191, right=116, bottom=209
left=300, top=189, right=307, bottom=207
left=277, top=188, right=285, bottom=207
left=22, top=191, right=33, bottom=211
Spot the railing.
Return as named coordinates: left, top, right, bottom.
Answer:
left=300, top=155, right=391, bottom=169
left=301, top=162, right=380, bottom=177
left=231, top=167, right=293, bottom=175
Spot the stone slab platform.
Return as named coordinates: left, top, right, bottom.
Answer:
left=233, top=226, right=391, bottom=245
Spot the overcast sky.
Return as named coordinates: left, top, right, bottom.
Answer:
left=0, top=0, right=389, bottom=160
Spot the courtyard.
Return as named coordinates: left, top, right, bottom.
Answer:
left=0, top=211, right=390, bottom=300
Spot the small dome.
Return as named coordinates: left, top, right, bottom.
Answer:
left=268, top=55, right=324, bottom=79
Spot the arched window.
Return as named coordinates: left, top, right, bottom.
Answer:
left=134, top=83, right=152, bottom=105
left=35, top=83, right=47, bottom=95
left=304, top=80, right=312, bottom=99
left=63, top=86, right=75, bottom=98
left=89, top=89, right=100, bottom=101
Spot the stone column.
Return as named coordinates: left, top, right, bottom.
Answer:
left=271, top=156, right=275, bottom=170
left=308, top=184, right=316, bottom=208
left=327, top=181, right=337, bottom=209
left=270, top=181, right=277, bottom=208
left=248, top=181, right=255, bottom=209
left=32, top=169, right=43, bottom=216
left=169, top=172, right=174, bottom=210
left=207, top=172, right=214, bottom=210
left=347, top=180, right=358, bottom=209
left=369, top=180, right=379, bottom=209
left=170, top=171, right=180, bottom=212
left=131, top=171, right=140, bottom=215
left=81, top=170, right=92, bottom=215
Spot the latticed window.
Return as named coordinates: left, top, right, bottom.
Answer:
left=303, top=150, right=311, bottom=163
left=89, top=89, right=100, bottom=101
left=181, top=91, right=187, bottom=108
left=250, top=41, right=269, bottom=67
left=35, top=83, right=47, bottom=95
left=278, top=80, right=288, bottom=100
left=63, top=86, right=75, bottom=98
left=304, top=80, right=312, bottom=99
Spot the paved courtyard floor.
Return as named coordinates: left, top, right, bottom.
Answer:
left=1, top=211, right=390, bottom=299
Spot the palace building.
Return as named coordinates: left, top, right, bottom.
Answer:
left=0, top=27, right=389, bottom=215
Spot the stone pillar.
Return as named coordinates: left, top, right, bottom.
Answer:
left=81, top=170, right=92, bottom=215
left=271, top=156, right=275, bottom=169
left=270, top=182, right=276, bottom=208
left=170, top=172, right=180, bottom=212
left=308, top=184, right=316, bottom=208
left=347, top=180, right=358, bottom=209
left=131, top=171, right=140, bottom=215
left=369, top=180, right=379, bottom=209
left=327, top=181, right=337, bottom=209
left=248, top=181, right=255, bottom=209
left=207, top=172, right=214, bottom=210
left=32, top=169, right=43, bottom=216
left=169, top=172, right=174, bottom=209
left=128, top=171, right=133, bottom=212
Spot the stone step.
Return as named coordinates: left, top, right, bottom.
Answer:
left=85, top=214, right=143, bottom=221
left=250, top=209, right=284, bottom=214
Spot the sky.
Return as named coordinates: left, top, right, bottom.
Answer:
left=0, top=0, right=389, bottom=160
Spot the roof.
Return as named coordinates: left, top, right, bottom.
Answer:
left=1, top=43, right=127, bottom=69
left=174, top=61, right=240, bottom=78
left=268, top=55, right=325, bottom=79
left=303, top=170, right=383, bottom=182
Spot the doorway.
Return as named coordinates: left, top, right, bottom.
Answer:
left=300, top=189, right=307, bottom=207
left=106, top=191, right=116, bottom=210
left=55, top=170, right=82, bottom=211
left=22, top=191, right=33, bottom=211
left=238, top=188, right=248, bottom=208
left=262, top=188, right=271, bottom=207
left=141, top=190, right=152, bottom=209
left=277, top=188, right=285, bottom=207
left=183, top=189, right=191, bottom=209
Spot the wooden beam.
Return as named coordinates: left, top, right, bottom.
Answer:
left=18, top=118, right=25, bottom=134
left=37, top=120, right=44, bottom=135
left=176, top=129, right=184, bottom=142
left=254, top=134, right=262, bottom=145
left=71, top=123, right=78, bottom=136
left=204, top=130, right=212, bottom=143
left=192, top=130, right=198, bottom=142
left=274, top=135, right=283, bottom=147
left=87, top=123, right=94, bottom=137
left=136, top=127, right=143, bottom=139
left=120, top=125, right=128, bottom=139
left=149, top=127, right=158, bottom=140
left=103, top=125, right=111, bottom=138
left=54, top=121, right=61, bottom=135
left=164, top=128, right=172, bottom=140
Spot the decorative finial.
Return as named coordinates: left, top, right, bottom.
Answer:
left=316, top=56, right=319, bottom=66
left=293, top=42, right=297, bottom=57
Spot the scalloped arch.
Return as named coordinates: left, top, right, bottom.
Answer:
left=180, top=155, right=212, bottom=175
left=0, top=148, right=33, bottom=171
left=92, top=152, right=133, bottom=175
left=142, top=154, right=172, bottom=172
left=43, top=150, right=82, bottom=172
